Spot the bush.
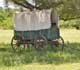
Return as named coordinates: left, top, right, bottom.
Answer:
left=0, top=17, right=13, bottom=29
left=0, top=8, right=13, bottom=29
left=60, top=20, right=80, bottom=29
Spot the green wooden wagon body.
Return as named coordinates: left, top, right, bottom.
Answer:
left=14, top=26, right=60, bottom=40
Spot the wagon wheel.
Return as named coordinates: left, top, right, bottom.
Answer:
left=11, top=36, right=25, bottom=52
left=51, top=36, right=64, bottom=51
left=34, top=36, right=47, bottom=50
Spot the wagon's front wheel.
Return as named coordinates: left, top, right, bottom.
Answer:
left=11, top=36, right=24, bottom=52
left=34, top=36, right=47, bottom=50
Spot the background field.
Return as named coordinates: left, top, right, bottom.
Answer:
left=0, top=29, right=80, bottom=70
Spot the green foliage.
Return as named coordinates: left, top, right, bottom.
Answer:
left=0, top=8, right=15, bottom=29
left=0, top=17, right=13, bottom=29
left=0, top=8, right=5, bottom=23
left=60, top=20, right=80, bottom=28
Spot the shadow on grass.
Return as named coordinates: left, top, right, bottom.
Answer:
left=0, top=42, right=80, bottom=66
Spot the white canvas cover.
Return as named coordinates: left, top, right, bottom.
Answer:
left=13, top=10, right=51, bottom=31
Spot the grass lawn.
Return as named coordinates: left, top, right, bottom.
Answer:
left=0, top=29, right=80, bottom=70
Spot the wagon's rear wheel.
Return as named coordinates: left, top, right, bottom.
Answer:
left=34, top=36, right=47, bottom=50
left=11, top=36, right=24, bottom=52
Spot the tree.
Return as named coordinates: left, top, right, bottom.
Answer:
left=6, top=0, right=80, bottom=20
left=59, top=0, right=80, bottom=20
left=7, top=0, right=63, bottom=10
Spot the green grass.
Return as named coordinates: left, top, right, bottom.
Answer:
left=0, top=29, right=80, bottom=70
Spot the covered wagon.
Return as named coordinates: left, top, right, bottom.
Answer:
left=11, top=9, right=64, bottom=51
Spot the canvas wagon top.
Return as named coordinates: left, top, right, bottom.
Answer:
left=13, top=10, right=51, bottom=31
